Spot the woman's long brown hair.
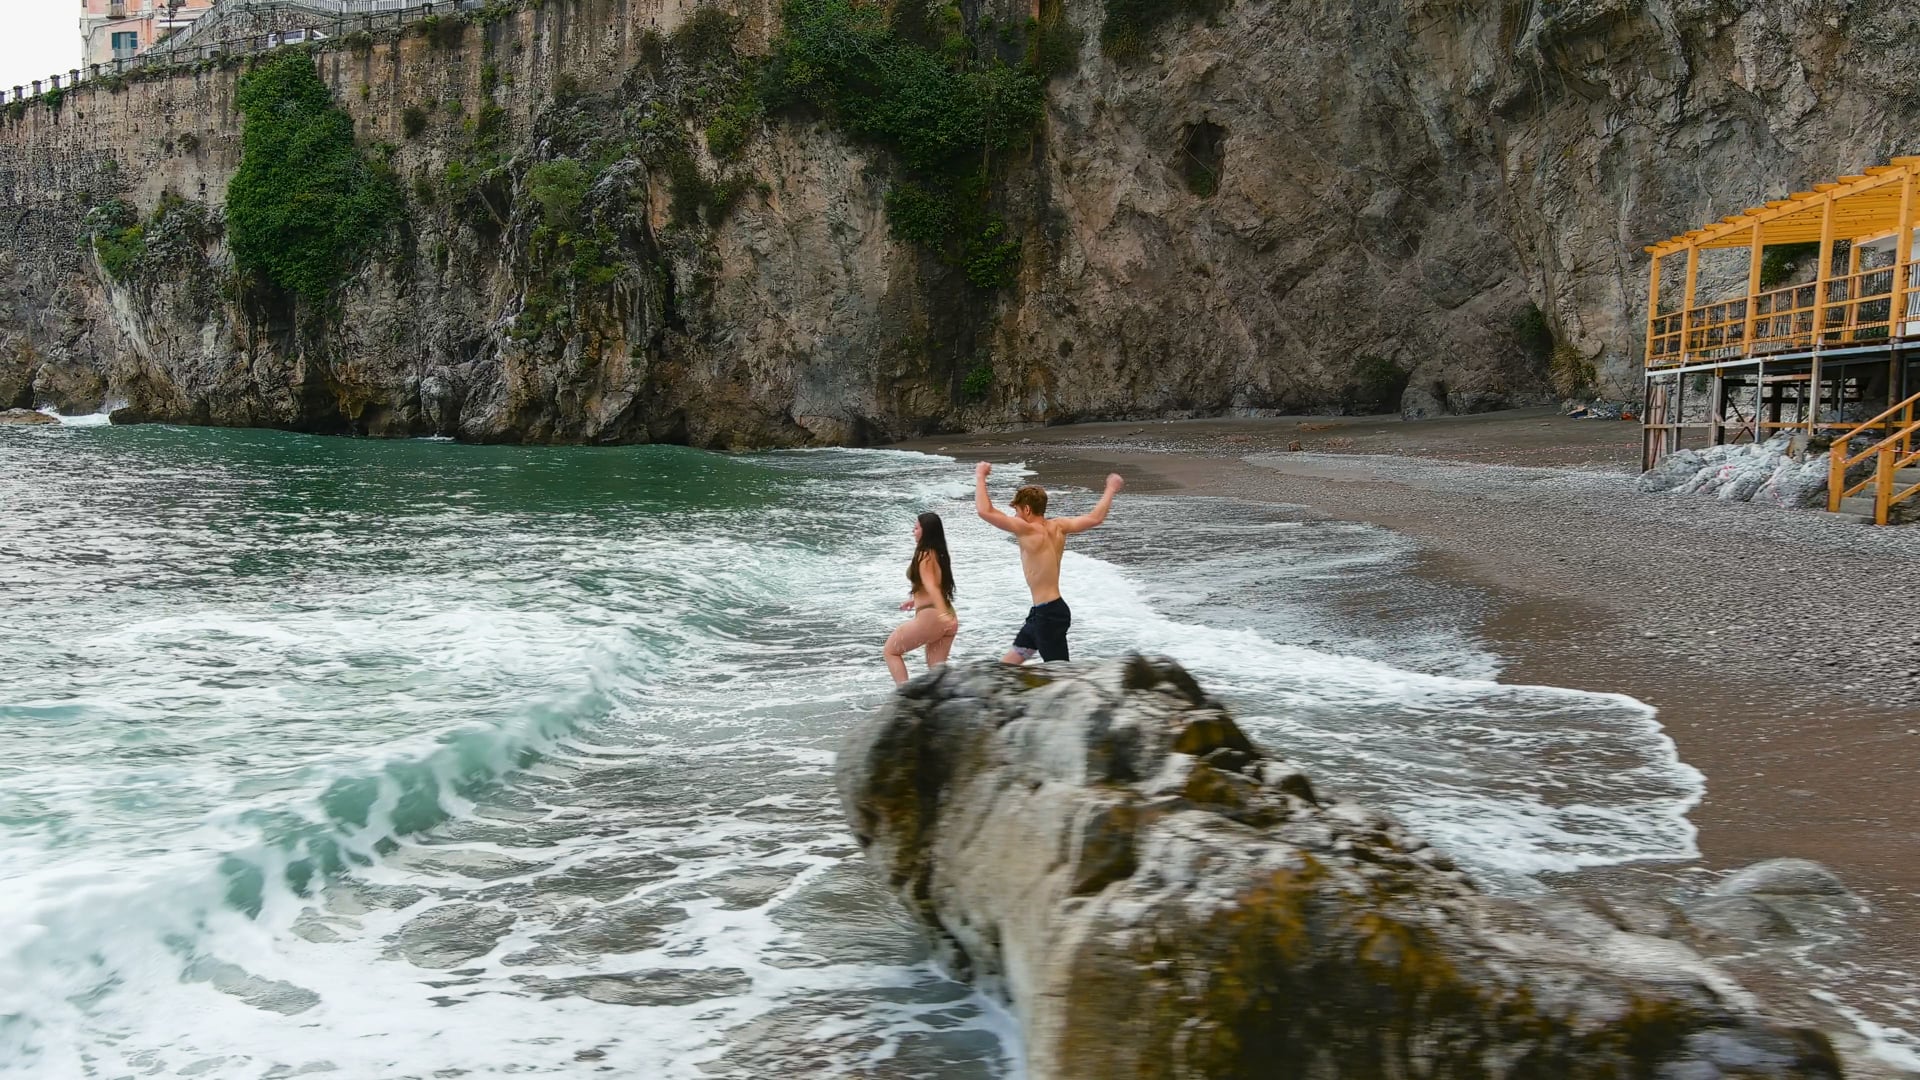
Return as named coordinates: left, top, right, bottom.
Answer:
left=907, top=511, right=956, bottom=606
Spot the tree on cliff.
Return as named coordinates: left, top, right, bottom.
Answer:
left=228, top=52, right=401, bottom=303
left=764, top=0, right=1043, bottom=288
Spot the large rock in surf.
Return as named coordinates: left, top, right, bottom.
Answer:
left=837, top=656, right=1843, bottom=1080
left=0, top=408, right=56, bottom=426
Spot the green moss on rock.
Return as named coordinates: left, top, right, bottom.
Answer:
left=765, top=0, right=1042, bottom=288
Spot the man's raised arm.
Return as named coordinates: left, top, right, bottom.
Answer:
left=1060, top=473, right=1125, bottom=534
left=974, top=461, right=1023, bottom=534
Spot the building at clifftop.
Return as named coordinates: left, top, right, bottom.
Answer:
left=80, top=0, right=216, bottom=66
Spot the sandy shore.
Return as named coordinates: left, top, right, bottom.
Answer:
left=895, top=408, right=1920, bottom=1018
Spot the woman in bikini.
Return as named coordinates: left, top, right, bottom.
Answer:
left=883, top=511, right=958, bottom=684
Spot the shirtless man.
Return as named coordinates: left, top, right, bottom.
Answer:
left=974, top=461, right=1124, bottom=664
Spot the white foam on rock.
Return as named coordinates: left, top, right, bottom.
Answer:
left=1811, top=990, right=1920, bottom=1073
left=36, top=405, right=113, bottom=426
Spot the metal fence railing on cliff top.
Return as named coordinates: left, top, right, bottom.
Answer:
left=4, top=0, right=496, bottom=109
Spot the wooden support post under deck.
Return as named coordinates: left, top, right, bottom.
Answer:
left=1806, top=356, right=1822, bottom=435
left=1668, top=380, right=1680, bottom=458
left=1708, top=371, right=1725, bottom=445
left=1649, top=376, right=1676, bottom=464
left=1809, top=194, right=1837, bottom=433
left=1674, top=368, right=1687, bottom=454
left=1889, top=169, right=1916, bottom=412
left=1742, top=224, right=1763, bottom=358
left=1641, top=378, right=1657, bottom=470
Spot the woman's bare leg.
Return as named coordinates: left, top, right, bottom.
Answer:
left=926, top=617, right=959, bottom=668
left=883, top=644, right=910, bottom=684
left=884, top=609, right=945, bottom=685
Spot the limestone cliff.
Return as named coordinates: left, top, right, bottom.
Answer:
left=3, top=0, right=1918, bottom=445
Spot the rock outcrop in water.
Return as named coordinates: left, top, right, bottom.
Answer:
left=837, top=656, right=1845, bottom=1079
left=6, top=0, right=1920, bottom=443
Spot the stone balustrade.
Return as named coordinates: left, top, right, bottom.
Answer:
left=3, top=0, right=486, bottom=108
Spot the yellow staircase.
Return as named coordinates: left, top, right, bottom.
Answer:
left=1828, top=390, right=1920, bottom=525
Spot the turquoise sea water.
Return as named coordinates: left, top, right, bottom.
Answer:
left=0, top=424, right=1706, bottom=1078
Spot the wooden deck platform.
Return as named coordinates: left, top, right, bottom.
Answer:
left=1639, top=158, right=1920, bottom=522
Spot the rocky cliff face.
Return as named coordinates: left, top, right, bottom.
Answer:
left=4, top=0, right=1919, bottom=445
left=837, top=656, right=1847, bottom=1079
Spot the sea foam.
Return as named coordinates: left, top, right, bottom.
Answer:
left=0, top=438, right=1717, bottom=1078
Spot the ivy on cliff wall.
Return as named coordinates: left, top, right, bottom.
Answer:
left=86, top=193, right=222, bottom=282
left=765, top=0, right=1043, bottom=287
left=228, top=51, right=402, bottom=301
left=86, top=201, right=151, bottom=281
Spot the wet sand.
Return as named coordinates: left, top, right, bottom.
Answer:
left=895, top=409, right=1920, bottom=1027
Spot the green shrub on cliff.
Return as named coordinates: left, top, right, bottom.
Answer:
left=1025, top=3, right=1081, bottom=78
left=884, top=182, right=956, bottom=247
left=1510, top=302, right=1554, bottom=366
left=962, top=221, right=1022, bottom=288
left=765, top=0, right=1042, bottom=286
left=471, top=0, right=520, bottom=29
left=672, top=6, right=742, bottom=68
left=768, top=0, right=1040, bottom=172
left=666, top=154, right=751, bottom=226
left=414, top=13, right=469, bottom=49
left=527, top=158, right=589, bottom=228
left=227, top=52, right=402, bottom=301
left=705, top=85, right=762, bottom=159
left=1759, top=241, right=1820, bottom=288
left=85, top=201, right=146, bottom=280
left=1101, top=0, right=1223, bottom=59
left=401, top=105, right=430, bottom=139
left=961, top=361, right=993, bottom=401
left=1549, top=342, right=1597, bottom=398
left=87, top=194, right=222, bottom=283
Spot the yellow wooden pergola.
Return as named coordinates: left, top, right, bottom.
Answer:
left=1644, top=157, right=1920, bottom=369
left=1640, top=157, right=1920, bottom=522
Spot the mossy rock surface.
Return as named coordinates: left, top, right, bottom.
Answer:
left=837, top=657, right=1846, bottom=1080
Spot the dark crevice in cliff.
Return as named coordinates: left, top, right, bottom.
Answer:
left=1176, top=120, right=1225, bottom=198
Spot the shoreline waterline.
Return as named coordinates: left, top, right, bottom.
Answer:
left=897, top=411, right=1920, bottom=1069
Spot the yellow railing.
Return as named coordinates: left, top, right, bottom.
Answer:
left=1828, top=390, right=1920, bottom=524
left=1648, top=310, right=1685, bottom=365
left=1648, top=259, right=1919, bottom=369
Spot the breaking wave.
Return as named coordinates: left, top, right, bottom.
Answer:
left=0, top=432, right=1704, bottom=1077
